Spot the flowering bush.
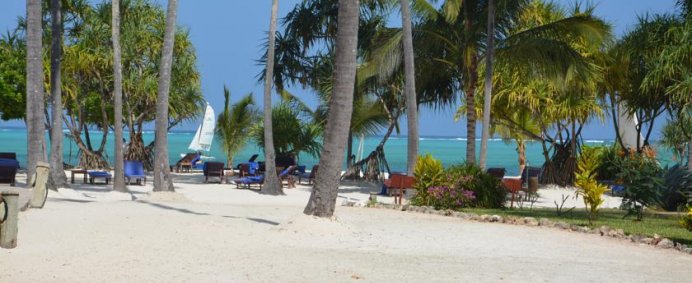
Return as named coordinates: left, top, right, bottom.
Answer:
left=426, top=186, right=476, bottom=210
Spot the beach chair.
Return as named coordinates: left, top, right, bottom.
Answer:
left=298, top=165, right=318, bottom=185
left=124, top=160, right=146, bottom=185
left=520, top=166, right=542, bottom=199
left=88, top=171, right=112, bottom=184
left=0, top=158, right=20, bottom=186
left=0, top=152, right=17, bottom=160
left=486, top=168, right=506, bottom=180
left=384, top=173, right=415, bottom=205
left=175, top=153, right=199, bottom=173
left=203, top=162, right=225, bottom=183
left=234, top=175, right=264, bottom=189
left=278, top=165, right=297, bottom=188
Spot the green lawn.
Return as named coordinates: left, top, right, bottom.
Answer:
left=462, top=207, right=692, bottom=245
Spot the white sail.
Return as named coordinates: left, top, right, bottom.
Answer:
left=188, top=103, right=215, bottom=152
left=616, top=102, right=643, bottom=150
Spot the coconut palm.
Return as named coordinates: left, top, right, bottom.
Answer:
left=48, top=0, right=68, bottom=189
left=478, top=0, right=495, bottom=169
left=26, top=0, right=46, bottom=180
left=304, top=0, right=360, bottom=217
left=111, top=0, right=126, bottom=192
left=400, top=0, right=418, bottom=175
left=153, top=0, right=178, bottom=192
left=261, top=0, right=283, bottom=195
left=216, top=87, right=259, bottom=171
left=410, top=0, right=609, bottom=166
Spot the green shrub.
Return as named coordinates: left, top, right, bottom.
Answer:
left=595, top=145, right=620, bottom=181
left=661, top=164, right=692, bottom=211
left=611, top=153, right=663, bottom=220
left=446, top=164, right=506, bottom=209
left=575, top=146, right=608, bottom=224
left=682, top=205, right=692, bottom=231
left=410, top=154, right=445, bottom=206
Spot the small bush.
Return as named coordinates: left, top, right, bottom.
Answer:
left=682, top=205, right=692, bottom=231
left=575, top=146, right=608, bottom=224
left=611, top=152, right=663, bottom=220
left=446, top=164, right=506, bottom=209
left=595, top=145, right=620, bottom=181
left=411, top=154, right=446, bottom=206
left=426, top=186, right=475, bottom=210
left=660, top=164, right=692, bottom=211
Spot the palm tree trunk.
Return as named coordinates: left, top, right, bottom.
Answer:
left=517, top=139, right=526, bottom=174
left=304, top=0, right=360, bottom=217
left=479, top=0, right=495, bottom=170
left=465, top=74, right=478, bottom=165
left=48, top=0, right=67, bottom=189
left=26, top=0, right=46, bottom=180
left=260, top=0, right=283, bottom=195
left=112, top=0, right=127, bottom=192
left=401, top=0, right=418, bottom=176
left=153, top=0, right=178, bottom=192
left=688, top=138, right=691, bottom=172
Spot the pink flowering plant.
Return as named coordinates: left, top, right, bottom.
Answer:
left=426, top=186, right=476, bottom=210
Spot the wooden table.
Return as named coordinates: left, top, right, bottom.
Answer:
left=70, top=169, right=88, bottom=184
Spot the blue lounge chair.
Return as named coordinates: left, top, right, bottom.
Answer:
left=234, top=175, right=264, bottom=189
left=278, top=165, right=296, bottom=188
left=124, top=160, right=146, bottom=185
left=88, top=171, right=112, bottom=185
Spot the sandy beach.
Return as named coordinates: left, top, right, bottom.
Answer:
left=1, top=172, right=691, bottom=283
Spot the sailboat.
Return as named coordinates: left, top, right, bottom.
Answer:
left=616, top=102, right=643, bottom=150
left=182, top=102, right=216, bottom=160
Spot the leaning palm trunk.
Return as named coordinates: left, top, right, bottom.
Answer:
left=401, top=0, right=418, bottom=176
left=479, top=0, right=495, bottom=170
left=261, top=0, right=283, bottom=195
left=48, top=0, right=67, bottom=189
left=342, top=120, right=396, bottom=181
left=304, top=0, right=360, bottom=217
left=26, top=0, right=46, bottom=179
left=153, top=0, right=178, bottom=192
left=112, top=0, right=127, bottom=192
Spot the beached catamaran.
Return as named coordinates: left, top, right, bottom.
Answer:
left=183, top=102, right=216, bottom=161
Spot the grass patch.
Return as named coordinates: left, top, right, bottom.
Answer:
left=462, top=207, right=692, bottom=246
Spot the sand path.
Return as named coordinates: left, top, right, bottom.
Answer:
left=1, top=174, right=690, bottom=282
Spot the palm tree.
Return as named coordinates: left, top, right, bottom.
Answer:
left=48, top=0, right=67, bottom=189
left=401, top=0, right=418, bottom=175
left=153, top=0, right=178, bottom=192
left=216, top=86, right=258, bottom=172
left=26, top=0, right=46, bottom=180
left=478, top=0, right=495, bottom=169
left=112, top=0, right=127, bottom=192
left=304, top=0, right=360, bottom=217
left=261, top=0, right=283, bottom=195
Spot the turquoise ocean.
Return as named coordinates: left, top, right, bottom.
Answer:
left=0, top=128, right=676, bottom=176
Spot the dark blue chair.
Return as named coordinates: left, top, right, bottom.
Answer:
left=124, top=160, right=146, bottom=185
left=0, top=158, right=20, bottom=186
left=88, top=171, right=112, bottom=185
left=234, top=175, right=264, bottom=189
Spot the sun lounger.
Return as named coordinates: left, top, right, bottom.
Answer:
left=0, top=158, right=20, bottom=186
left=175, top=153, right=199, bottom=173
left=124, top=160, right=146, bottom=185
left=486, top=168, right=506, bottom=180
left=278, top=165, right=296, bottom=188
left=298, top=165, right=318, bottom=185
left=234, top=175, right=264, bottom=189
left=203, top=162, right=225, bottom=183
left=88, top=171, right=112, bottom=185
left=383, top=173, right=415, bottom=205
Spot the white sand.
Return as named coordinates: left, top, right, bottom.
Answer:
left=1, top=172, right=690, bottom=282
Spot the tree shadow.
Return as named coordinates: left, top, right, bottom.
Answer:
left=136, top=200, right=210, bottom=216
left=222, top=215, right=280, bottom=226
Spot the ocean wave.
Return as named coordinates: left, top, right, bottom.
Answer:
left=584, top=140, right=606, bottom=143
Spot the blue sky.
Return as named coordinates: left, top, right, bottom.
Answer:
left=0, top=0, right=681, bottom=139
